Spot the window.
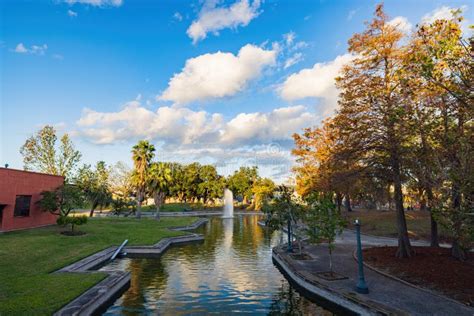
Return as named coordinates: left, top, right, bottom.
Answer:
left=14, top=195, right=31, bottom=217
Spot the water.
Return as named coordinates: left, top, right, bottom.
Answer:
left=222, top=189, right=234, bottom=218
left=101, top=216, right=334, bottom=315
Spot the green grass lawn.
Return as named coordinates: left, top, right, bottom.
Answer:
left=0, top=217, right=197, bottom=315
left=345, top=210, right=449, bottom=241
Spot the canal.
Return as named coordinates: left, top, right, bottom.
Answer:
left=101, top=216, right=333, bottom=315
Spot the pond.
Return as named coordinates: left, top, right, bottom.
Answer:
left=101, top=216, right=334, bottom=315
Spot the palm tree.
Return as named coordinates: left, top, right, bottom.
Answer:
left=148, top=162, right=173, bottom=220
left=131, top=140, right=155, bottom=218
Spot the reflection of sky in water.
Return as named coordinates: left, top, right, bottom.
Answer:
left=102, top=216, right=332, bottom=315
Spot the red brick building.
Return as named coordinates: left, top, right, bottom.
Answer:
left=0, top=168, right=64, bottom=232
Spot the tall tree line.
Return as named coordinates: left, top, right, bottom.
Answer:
left=292, top=5, right=473, bottom=259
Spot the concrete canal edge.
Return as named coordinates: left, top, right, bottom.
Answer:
left=272, top=249, right=385, bottom=316
left=53, top=218, right=209, bottom=316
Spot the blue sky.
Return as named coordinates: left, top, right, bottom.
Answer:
left=1, top=0, right=471, bottom=182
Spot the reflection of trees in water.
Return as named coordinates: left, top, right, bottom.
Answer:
left=268, top=281, right=333, bottom=316
left=121, top=258, right=168, bottom=313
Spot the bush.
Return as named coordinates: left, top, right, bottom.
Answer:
left=57, top=215, right=88, bottom=234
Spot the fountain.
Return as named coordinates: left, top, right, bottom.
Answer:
left=222, top=188, right=234, bottom=218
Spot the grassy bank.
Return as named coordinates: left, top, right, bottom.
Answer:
left=0, top=217, right=197, bottom=315
left=345, top=209, right=449, bottom=241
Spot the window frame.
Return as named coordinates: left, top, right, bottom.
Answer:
left=14, top=195, right=32, bottom=217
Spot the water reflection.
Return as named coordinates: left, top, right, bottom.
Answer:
left=102, top=216, right=332, bottom=315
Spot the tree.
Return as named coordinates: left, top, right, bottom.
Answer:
left=334, top=4, right=414, bottom=258
left=227, top=166, right=259, bottom=204
left=38, top=184, right=85, bottom=217
left=109, top=161, right=133, bottom=198
left=75, top=161, right=112, bottom=217
left=197, top=165, right=225, bottom=205
left=148, top=162, right=173, bottom=220
left=292, top=119, right=362, bottom=212
left=57, top=215, right=88, bottom=235
left=305, top=193, right=345, bottom=273
left=131, top=140, right=155, bottom=219
left=252, top=178, right=275, bottom=211
left=407, top=11, right=473, bottom=259
left=20, top=125, right=81, bottom=181
left=263, top=185, right=303, bottom=253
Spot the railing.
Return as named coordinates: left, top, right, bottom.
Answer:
left=110, top=239, right=128, bottom=261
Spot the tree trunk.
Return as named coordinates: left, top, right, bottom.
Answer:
left=451, top=239, right=467, bottom=261
left=89, top=200, right=99, bottom=217
left=392, top=154, right=412, bottom=258
left=335, top=192, right=342, bottom=214
left=344, top=194, right=353, bottom=212
left=136, top=190, right=143, bottom=219
left=425, top=187, right=439, bottom=247
left=154, top=192, right=164, bottom=221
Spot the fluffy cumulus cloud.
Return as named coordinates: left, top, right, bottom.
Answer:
left=13, top=43, right=48, bottom=55
left=63, top=0, right=122, bottom=6
left=279, top=54, right=354, bottom=114
left=75, top=101, right=316, bottom=181
left=187, top=0, right=261, bottom=43
left=221, top=105, right=316, bottom=144
left=76, top=101, right=316, bottom=147
left=159, top=44, right=277, bottom=104
left=387, top=16, right=412, bottom=33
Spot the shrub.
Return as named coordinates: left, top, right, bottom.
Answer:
left=57, top=215, right=88, bottom=234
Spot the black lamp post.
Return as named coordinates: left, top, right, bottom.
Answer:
left=355, top=219, right=369, bottom=294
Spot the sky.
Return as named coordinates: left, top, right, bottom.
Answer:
left=0, top=0, right=472, bottom=182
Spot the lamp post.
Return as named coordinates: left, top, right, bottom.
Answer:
left=355, top=219, right=369, bottom=294
left=287, top=217, right=293, bottom=252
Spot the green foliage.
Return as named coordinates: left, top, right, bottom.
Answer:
left=38, top=184, right=85, bottom=217
left=20, top=125, right=81, bottom=181
left=252, top=178, right=276, bottom=211
left=264, top=186, right=302, bottom=229
left=227, top=166, right=259, bottom=203
left=131, top=140, right=156, bottom=217
left=304, top=193, right=346, bottom=271
left=111, top=196, right=136, bottom=215
left=57, top=215, right=88, bottom=233
left=75, top=161, right=112, bottom=216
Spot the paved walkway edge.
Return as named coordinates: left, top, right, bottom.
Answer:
left=53, top=218, right=209, bottom=316
left=272, top=250, right=379, bottom=316
left=353, top=249, right=471, bottom=308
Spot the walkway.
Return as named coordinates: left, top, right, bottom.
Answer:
left=273, top=230, right=473, bottom=315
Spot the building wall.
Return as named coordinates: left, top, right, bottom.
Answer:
left=0, top=168, right=64, bottom=232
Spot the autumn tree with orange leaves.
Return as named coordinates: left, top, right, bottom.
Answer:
left=292, top=4, right=473, bottom=260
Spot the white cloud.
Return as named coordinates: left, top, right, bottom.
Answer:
left=279, top=54, right=354, bottom=114
left=421, top=5, right=470, bottom=35
left=173, top=12, right=183, bottom=22
left=52, top=54, right=64, bottom=60
left=63, top=0, right=122, bottom=6
left=76, top=101, right=316, bottom=147
left=284, top=52, right=303, bottom=69
left=422, top=5, right=466, bottom=24
left=13, top=43, right=48, bottom=55
left=67, top=9, right=78, bottom=17
left=387, top=16, right=412, bottom=33
left=159, top=44, right=277, bottom=104
left=14, top=43, right=28, bottom=53
left=75, top=101, right=316, bottom=182
left=347, top=9, right=358, bottom=21
left=220, top=105, right=317, bottom=145
left=283, top=31, right=295, bottom=45
left=187, top=0, right=261, bottom=43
